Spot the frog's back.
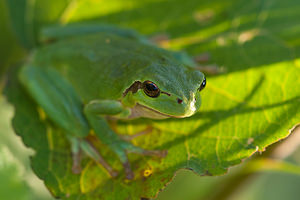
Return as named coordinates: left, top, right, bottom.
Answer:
left=31, top=32, right=179, bottom=102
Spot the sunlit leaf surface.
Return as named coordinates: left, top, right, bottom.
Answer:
left=4, top=0, right=300, bottom=199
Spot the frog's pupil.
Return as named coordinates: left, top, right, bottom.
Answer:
left=146, top=83, right=158, bottom=91
left=198, top=77, right=206, bottom=91
left=143, top=81, right=160, bottom=98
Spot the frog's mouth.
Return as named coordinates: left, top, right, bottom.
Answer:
left=128, top=103, right=183, bottom=119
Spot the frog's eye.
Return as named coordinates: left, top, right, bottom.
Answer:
left=198, top=77, right=206, bottom=91
left=143, top=81, right=160, bottom=98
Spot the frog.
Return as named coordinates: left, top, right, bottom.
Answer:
left=18, top=24, right=206, bottom=180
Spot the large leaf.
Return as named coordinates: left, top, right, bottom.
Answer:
left=4, top=0, right=72, bottom=49
left=4, top=0, right=300, bottom=199
left=0, top=0, right=24, bottom=79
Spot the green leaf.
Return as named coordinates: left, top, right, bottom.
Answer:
left=4, top=0, right=300, bottom=199
left=244, top=158, right=300, bottom=175
left=4, top=0, right=72, bottom=49
left=0, top=1, right=24, bottom=79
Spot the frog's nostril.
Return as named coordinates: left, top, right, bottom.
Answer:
left=177, top=98, right=183, bottom=104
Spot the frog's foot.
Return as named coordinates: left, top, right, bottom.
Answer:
left=115, top=140, right=167, bottom=180
left=120, top=126, right=153, bottom=141
left=195, top=64, right=225, bottom=75
left=69, top=136, right=118, bottom=178
left=148, top=33, right=170, bottom=45
left=71, top=148, right=82, bottom=174
left=193, top=53, right=225, bottom=75
left=193, top=52, right=211, bottom=64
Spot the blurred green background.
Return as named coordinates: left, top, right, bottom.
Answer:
left=1, top=0, right=300, bottom=199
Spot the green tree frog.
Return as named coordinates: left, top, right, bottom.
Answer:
left=19, top=24, right=206, bottom=179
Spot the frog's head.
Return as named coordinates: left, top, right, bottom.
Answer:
left=123, top=63, right=206, bottom=119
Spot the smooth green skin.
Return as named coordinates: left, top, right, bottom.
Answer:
left=18, top=24, right=205, bottom=178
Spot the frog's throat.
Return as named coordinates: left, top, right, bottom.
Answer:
left=128, top=103, right=184, bottom=119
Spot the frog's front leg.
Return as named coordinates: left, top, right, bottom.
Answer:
left=84, top=100, right=167, bottom=179
left=19, top=66, right=118, bottom=178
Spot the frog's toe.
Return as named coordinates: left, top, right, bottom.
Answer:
left=120, top=150, right=167, bottom=180
left=119, top=126, right=153, bottom=141
left=122, top=158, right=134, bottom=180
left=72, top=164, right=82, bottom=174
left=71, top=150, right=82, bottom=174
left=81, top=139, right=119, bottom=178
left=141, top=149, right=168, bottom=157
left=115, top=141, right=167, bottom=179
left=193, top=52, right=211, bottom=63
left=69, top=137, right=119, bottom=178
left=195, top=64, right=225, bottom=75
left=120, top=140, right=168, bottom=158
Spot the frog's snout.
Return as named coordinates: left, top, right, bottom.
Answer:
left=176, top=92, right=200, bottom=117
left=187, top=92, right=197, bottom=112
